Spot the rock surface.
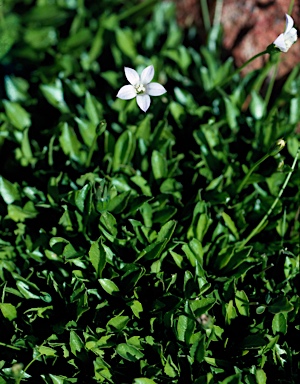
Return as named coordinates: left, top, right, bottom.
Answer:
left=175, top=0, right=299, bottom=78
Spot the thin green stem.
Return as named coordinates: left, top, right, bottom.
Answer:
left=237, top=153, right=270, bottom=193
left=117, top=0, right=158, bottom=21
left=263, top=57, right=280, bottom=114
left=251, top=59, right=274, bottom=94
left=16, top=354, right=43, bottom=384
left=0, top=342, right=21, bottom=350
left=85, top=133, right=98, bottom=168
left=1, top=282, right=6, bottom=302
left=216, top=50, right=269, bottom=88
left=288, top=0, right=295, bottom=14
left=213, top=0, right=223, bottom=27
left=85, top=121, right=107, bottom=168
left=280, top=207, right=287, bottom=247
left=238, top=147, right=299, bottom=249
left=200, top=0, right=211, bottom=32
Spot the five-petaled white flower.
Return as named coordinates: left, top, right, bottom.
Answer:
left=116, top=65, right=166, bottom=112
left=273, top=14, right=297, bottom=52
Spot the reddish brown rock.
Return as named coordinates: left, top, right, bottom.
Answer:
left=175, top=0, right=300, bottom=78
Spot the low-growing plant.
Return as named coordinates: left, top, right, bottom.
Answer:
left=0, top=1, right=299, bottom=383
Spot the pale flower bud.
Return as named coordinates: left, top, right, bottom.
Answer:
left=268, top=138, right=286, bottom=156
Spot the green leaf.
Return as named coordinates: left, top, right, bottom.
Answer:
left=107, top=190, right=131, bottom=213
left=116, top=343, right=144, bottom=362
left=112, top=130, right=136, bottom=171
left=0, top=176, right=20, bottom=204
left=99, top=278, right=119, bottom=295
left=131, top=175, right=151, bottom=196
left=24, top=26, right=57, bottom=49
left=38, top=346, right=57, bottom=356
left=100, top=211, right=117, bottom=237
left=255, top=369, right=267, bottom=384
left=0, top=303, right=17, bottom=321
left=223, top=96, right=238, bottom=129
left=220, top=374, right=242, bottom=384
left=61, top=28, right=92, bottom=52
left=0, top=14, right=19, bottom=59
left=3, top=100, right=31, bottom=130
left=7, top=201, right=38, bottom=222
left=89, top=240, right=106, bottom=277
left=272, top=313, right=287, bottom=334
left=85, top=91, right=102, bottom=125
left=133, top=379, right=156, bottom=384
left=177, top=311, right=195, bottom=344
left=49, top=375, right=67, bottom=384
left=40, top=79, right=69, bottom=113
left=182, top=239, right=204, bottom=268
left=137, top=241, right=166, bottom=261
left=151, top=150, right=167, bottom=179
left=189, top=333, right=205, bottom=363
left=268, top=296, right=294, bottom=314
left=225, top=300, right=237, bottom=325
left=249, top=90, right=265, bottom=120
left=115, top=28, right=137, bottom=58
left=157, top=220, right=177, bottom=243
left=75, top=117, right=97, bottom=147
left=256, top=306, right=266, bottom=314
left=130, top=300, right=143, bottom=318
left=5, top=75, right=29, bottom=102
left=189, top=298, right=216, bottom=318
left=70, top=330, right=83, bottom=356
left=235, top=290, right=250, bottom=316
left=59, top=122, right=83, bottom=162
left=222, top=212, right=239, bottom=240
left=242, top=334, right=267, bottom=348
left=164, top=358, right=177, bottom=378
left=106, top=315, right=129, bottom=331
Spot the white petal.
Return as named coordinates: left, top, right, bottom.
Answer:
left=284, top=14, right=294, bottom=34
left=273, top=34, right=287, bottom=52
left=146, top=82, right=167, bottom=96
left=140, top=65, right=154, bottom=85
left=124, top=67, right=140, bottom=85
left=284, top=27, right=298, bottom=49
left=136, top=94, right=151, bottom=112
left=117, top=85, right=136, bottom=100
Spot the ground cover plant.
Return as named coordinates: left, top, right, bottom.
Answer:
left=0, top=0, right=299, bottom=383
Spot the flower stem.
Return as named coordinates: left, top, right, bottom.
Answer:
left=0, top=342, right=21, bottom=350
left=263, top=55, right=280, bottom=114
left=117, top=0, right=159, bottom=21
left=16, top=354, right=43, bottom=384
left=238, top=147, right=299, bottom=249
left=237, top=153, right=270, bottom=193
left=200, top=0, right=211, bottom=32
left=216, top=50, right=269, bottom=88
left=288, top=0, right=295, bottom=15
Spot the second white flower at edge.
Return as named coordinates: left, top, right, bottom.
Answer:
left=116, top=65, right=166, bottom=112
left=273, top=14, right=297, bottom=52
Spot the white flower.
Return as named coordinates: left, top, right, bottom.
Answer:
left=273, top=14, right=297, bottom=52
left=116, top=65, right=166, bottom=112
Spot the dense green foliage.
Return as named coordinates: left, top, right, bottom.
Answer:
left=0, top=0, right=299, bottom=383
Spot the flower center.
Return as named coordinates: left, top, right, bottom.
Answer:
left=135, top=83, right=146, bottom=94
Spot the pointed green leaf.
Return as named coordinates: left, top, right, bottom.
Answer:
left=0, top=303, right=17, bottom=321
left=99, top=278, right=119, bottom=295
left=0, top=176, right=20, bottom=204
left=89, top=240, right=106, bottom=277
left=235, top=290, right=250, bottom=316
left=3, top=100, right=31, bottom=130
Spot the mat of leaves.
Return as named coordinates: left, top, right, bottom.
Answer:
left=0, top=1, right=299, bottom=383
